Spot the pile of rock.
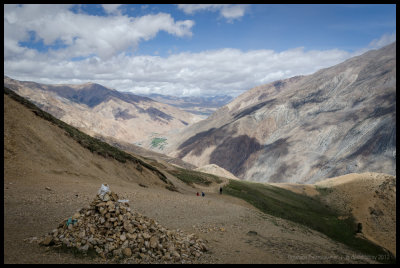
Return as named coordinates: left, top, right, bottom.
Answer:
left=39, top=186, right=208, bottom=264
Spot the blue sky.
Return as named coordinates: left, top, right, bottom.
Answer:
left=135, top=4, right=396, bottom=55
left=4, top=4, right=396, bottom=97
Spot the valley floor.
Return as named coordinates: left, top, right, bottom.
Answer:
left=4, top=172, right=380, bottom=264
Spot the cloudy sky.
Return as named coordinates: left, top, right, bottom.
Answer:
left=4, top=4, right=396, bottom=97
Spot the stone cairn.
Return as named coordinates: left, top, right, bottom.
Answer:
left=39, top=185, right=208, bottom=264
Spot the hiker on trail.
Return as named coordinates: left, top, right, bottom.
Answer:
left=219, top=187, right=222, bottom=195
left=201, top=191, right=205, bottom=197
left=196, top=192, right=199, bottom=196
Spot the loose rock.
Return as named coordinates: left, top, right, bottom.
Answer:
left=40, top=235, right=53, bottom=246
left=123, top=247, right=132, bottom=257
left=39, top=186, right=208, bottom=264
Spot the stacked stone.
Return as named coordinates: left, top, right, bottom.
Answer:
left=40, top=190, right=208, bottom=264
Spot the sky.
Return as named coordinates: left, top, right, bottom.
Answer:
left=4, top=4, right=396, bottom=97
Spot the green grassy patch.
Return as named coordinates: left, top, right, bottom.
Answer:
left=151, top=137, right=167, bottom=150
left=315, top=185, right=334, bottom=195
left=224, top=179, right=395, bottom=263
left=169, top=167, right=222, bottom=186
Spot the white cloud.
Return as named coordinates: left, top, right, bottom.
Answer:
left=368, top=32, right=396, bottom=49
left=177, top=4, right=249, bottom=21
left=348, top=32, right=396, bottom=57
left=102, top=4, right=122, bottom=15
left=4, top=45, right=353, bottom=97
left=220, top=5, right=248, bottom=20
left=4, top=4, right=194, bottom=60
left=177, top=4, right=219, bottom=14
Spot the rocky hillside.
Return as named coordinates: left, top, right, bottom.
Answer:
left=272, top=172, right=396, bottom=257
left=162, top=42, right=396, bottom=184
left=315, top=172, right=396, bottom=257
left=3, top=86, right=177, bottom=190
left=94, top=134, right=197, bottom=171
left=4, top=76, right=202, bottom=144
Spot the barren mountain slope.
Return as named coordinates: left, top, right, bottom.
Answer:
left=162, top=42, right=396, bottom=184
left=93, top=134, right=197, bottom=170
left=315, top=172, right=396, bottom=257
left=4, top=91, right=384, bottom=264
left=195, top=164, right=240, bottom=181
left=272, top=172, right=396, bottom=257
left=4, top=77, right=202, bottom=143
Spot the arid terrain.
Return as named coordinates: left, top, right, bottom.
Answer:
left=195, top=164, right=240, bottom=181
left=159, top=42, right=396, bottom=184
left=4, top=89, right=395, bottom=264
left=271, top=172, right=396, bottom=258
left=4, top=76, right=202, bottom=144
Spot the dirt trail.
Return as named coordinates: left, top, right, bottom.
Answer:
left=4, top=172, right=382, bottom=264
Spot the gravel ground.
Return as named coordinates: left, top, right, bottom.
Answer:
left=4, top=174, right=380, bottom=264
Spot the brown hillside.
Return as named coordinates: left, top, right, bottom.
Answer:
left=315, top=173, right=396, bottom=257
left=270, top=172, right=396, bottom=257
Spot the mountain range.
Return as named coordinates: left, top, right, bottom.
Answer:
left=159, top=42, right=396, bottom=184
left=140, top=93, right=233, bottom=117
left=3, top=76, right=202, bottom=144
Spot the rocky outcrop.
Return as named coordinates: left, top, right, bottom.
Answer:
left=39, top=186, right=208, bottom=264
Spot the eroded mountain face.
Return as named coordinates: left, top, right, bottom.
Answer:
left=164, top=42, right=396, bottom=184
left=3, top=77, right=202, bottom=143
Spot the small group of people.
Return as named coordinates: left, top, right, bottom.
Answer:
left=196, top=187, right=223, bottom=197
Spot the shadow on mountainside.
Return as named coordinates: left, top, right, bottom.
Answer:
left=177, top=124, right=291, bottom=181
